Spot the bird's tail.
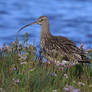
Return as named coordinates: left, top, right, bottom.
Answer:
left=79, top=48, right=92, bottom=64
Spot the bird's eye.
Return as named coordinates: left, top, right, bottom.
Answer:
left=40, top=19, right=43, bottom=21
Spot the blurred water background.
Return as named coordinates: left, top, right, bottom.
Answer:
left=0, top=0, right=92, bottom=49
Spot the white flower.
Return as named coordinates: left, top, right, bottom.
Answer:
left=64, top=74, right=68, bottom=79
left=78, top=82, right=85, bottom=86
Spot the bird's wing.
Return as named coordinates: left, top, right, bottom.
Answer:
left=51, top=36, right=81, bottom=54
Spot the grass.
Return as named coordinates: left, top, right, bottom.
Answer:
left=0, top=33, right=92, bottom=92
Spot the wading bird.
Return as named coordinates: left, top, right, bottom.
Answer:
left=17, top=16, right=90, bottom=64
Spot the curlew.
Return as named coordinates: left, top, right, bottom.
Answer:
left=17, top=16, right=90, bottom=64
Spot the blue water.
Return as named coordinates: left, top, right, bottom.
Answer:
left=0, top=0, right=92, bottom=49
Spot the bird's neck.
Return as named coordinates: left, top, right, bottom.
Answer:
left=40, top=21, right=51, bottom=40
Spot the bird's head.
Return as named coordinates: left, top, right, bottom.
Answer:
left=36, top=16, right=48, bottom=24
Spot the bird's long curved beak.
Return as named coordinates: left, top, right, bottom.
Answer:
left=16, top=21, right=38, bottom=41
left=17, top=21, right=38, bottom=33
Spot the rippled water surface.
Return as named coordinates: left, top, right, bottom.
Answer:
left=0, top=0, right=92, bottom=49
